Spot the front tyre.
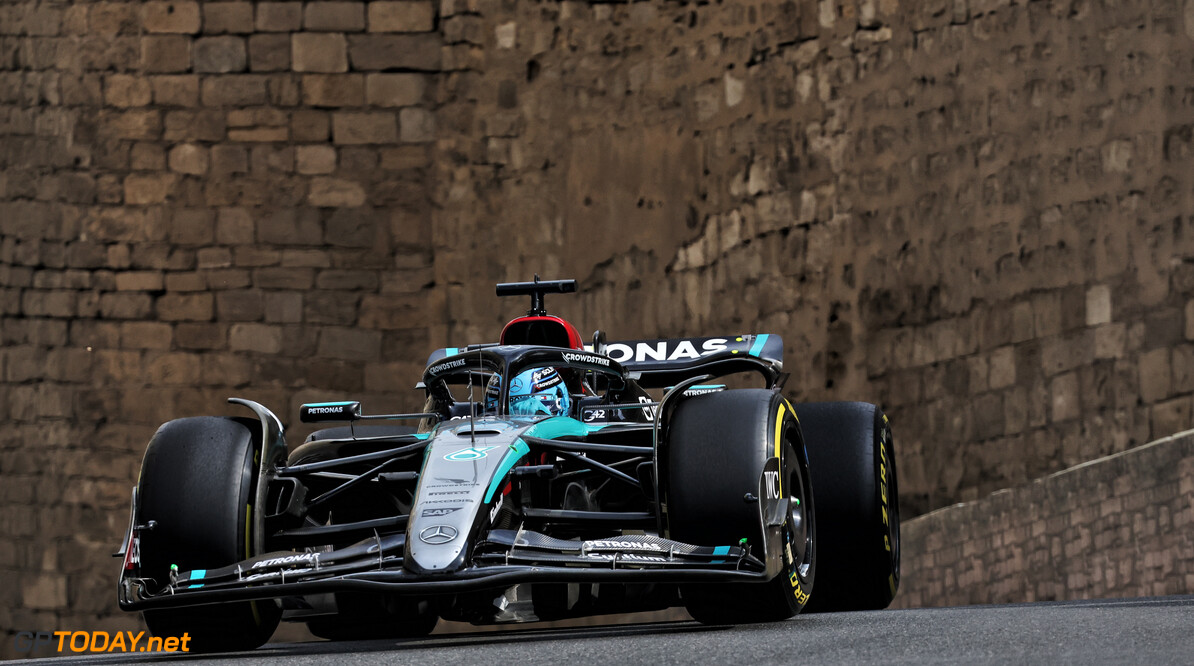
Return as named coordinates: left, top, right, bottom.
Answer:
left=137, top=417, right=282, bottom=652
left=667, top=389, right=815, bottom=623
left=795, top=402, right=899, bottom=612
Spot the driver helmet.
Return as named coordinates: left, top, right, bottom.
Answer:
left=486, top=367, right=572, bottom=417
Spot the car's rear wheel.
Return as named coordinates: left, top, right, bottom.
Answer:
left=137, top=417, right=282, bottom=652
left=794, top=402, right=899, bottom=612
left=667, top=389, right=815, bottom=623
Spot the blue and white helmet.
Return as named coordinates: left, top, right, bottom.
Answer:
left=501, top=367, right=571, bottom=417
left=484, top=367, right=572, bottom=416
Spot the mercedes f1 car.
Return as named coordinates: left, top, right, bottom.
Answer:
left=116, top=278, right=900, bottom=651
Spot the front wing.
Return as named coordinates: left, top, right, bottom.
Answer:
left=118, top=530, right=768, bottom=611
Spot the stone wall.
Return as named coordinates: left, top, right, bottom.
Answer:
left=893, top=428, right=1194, bottom=608
left=435, top=0, right=1194, bottom=518
left=3, top=0, right=1194, bottom=656
left=0, top=0, right=442, bottom=651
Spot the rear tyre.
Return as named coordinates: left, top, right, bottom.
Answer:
left=794, top=402, right=899, bottom=612
left=137, top=417, right=282, bottom=652
left=667, top=389, right=815, bottom=624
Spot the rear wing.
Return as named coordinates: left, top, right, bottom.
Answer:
left=424, top=334, right=782, bottom=387
left=597, top=334, right=781, bottom=370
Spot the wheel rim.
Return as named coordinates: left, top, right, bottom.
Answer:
left=783, top=419, right=814, bottom=580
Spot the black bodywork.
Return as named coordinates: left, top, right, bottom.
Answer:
left=116, top=282, right=794, bottom=626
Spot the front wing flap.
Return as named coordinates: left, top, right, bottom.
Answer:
left=119, top=529, right=765, bottom=611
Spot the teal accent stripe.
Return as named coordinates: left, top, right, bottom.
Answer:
left=484, top=439, right=530, bottom=503
left=481, top=417, right=599, bottom=503
left=187, top=569, right=206, bottom=589
left=445, top=347, right=459, bottom=356
left=748, top=334, right=770, bottom=357
left=710, top=545, right=731, bottom=564
left=304, top=401, right=356, bottom=407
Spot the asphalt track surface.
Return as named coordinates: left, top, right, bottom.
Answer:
left=11, top=595, right=1194, bottom=665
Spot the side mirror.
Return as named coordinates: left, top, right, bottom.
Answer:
left=299, top=401, right=362, bottom=423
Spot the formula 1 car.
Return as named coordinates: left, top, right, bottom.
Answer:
left=116, top=278, right=899, bottom=652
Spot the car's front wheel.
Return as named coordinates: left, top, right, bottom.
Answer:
left=136, top=417, right=281, bottom=652
left=667, top=389, right=815, bottom=623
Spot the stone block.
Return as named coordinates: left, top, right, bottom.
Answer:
left=303, top=74, right=365, bottom=107
left=292, top=110, right=331, bottom=141
left=150, top=75, right=199, bottom=106
left=215, top=207, right=254, bottom=244
left=165, top=271, right=206, bottom=291
left=318, top=326, right=380, bottom=360
left=362, top=75, right=423, bottom=110
left=142, top=2, right=201, bottom=34
left=1094, top=323, right=1126, bottom=359
left=256, top=2, right=303, bottom=31
left=211, top=144, right=249, bottom=173
left=317, top=269, right=379, bottom=290
left=217, top=290, right=264, bottom=321
left=104, top=74, right=151, bottom=107
left=399, top=106, right=434, bottom=142
left=265, top=292, right=304, bottom=323
left=99, top=292, right=153, bottom=319
left=347, top=33, right=441, bottom=70
left=305, top=2, right=367, bottom=31
left=249, top=33, right=290, bottom=71
left=120, top=321, right=172, bottom=349
left=123, top=173, right=176, bottom=204
left=297, top=145, right=337, bottom=174
left=255, top=267, right=314, bottom=289
left=197, top=247, right=233, bottom=268
left=258, top=208, right=324, bottom=244
left=368, top=2, right=435, bottom=32
left=168, top=143, right=209, bottom=175
left=100, top=109, right=162, bottom=141
left=988, top=345, right=1016, bottom=389
left=90, top=3, right=140, bottom=35
left=146, top=352, right=202, bottom=385
left=203, top=2, right=254, bottom=33
left=229, top=322, right=282, bottom=353
left=1150, top=397, right=1192, bottom=439
left=156, top=292, right=213, bottom=321
left=193, top=36, right=247, bottom=73
left=169, top=208, right=215, bottom=244
left=130, top=142, right=167, bottom=170
left=1087, top=285, right=1112, bottom=326
left=379, top=145, right=429, bottom=170
left=1139, top=348, right=1171, bottom=403
left=114, top=270, right=165, bottom=291
left=304, top=291, right=358, bottom=324
left=1051, top=372, right=1080, bottom=422
left=200, top=75, right=268, bottom=105
left=165, top=109, right=226, bottom=141
left=227, top=107, right=289, bottom=128
left=1033, top=291, right=1063, bottom=338
left=292, top=33, right=349, bottom=72
left=22, top=574, right=66, bottom=610
left=229, top=127, right=289, bottom=142
left=308, top=177, right=367, bottom=206
left=234, top=247, right=282, bottom=267
left=332, top=111, right=397, bottom=144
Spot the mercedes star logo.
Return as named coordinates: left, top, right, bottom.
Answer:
left=420, top=525, right=458, bottom=545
